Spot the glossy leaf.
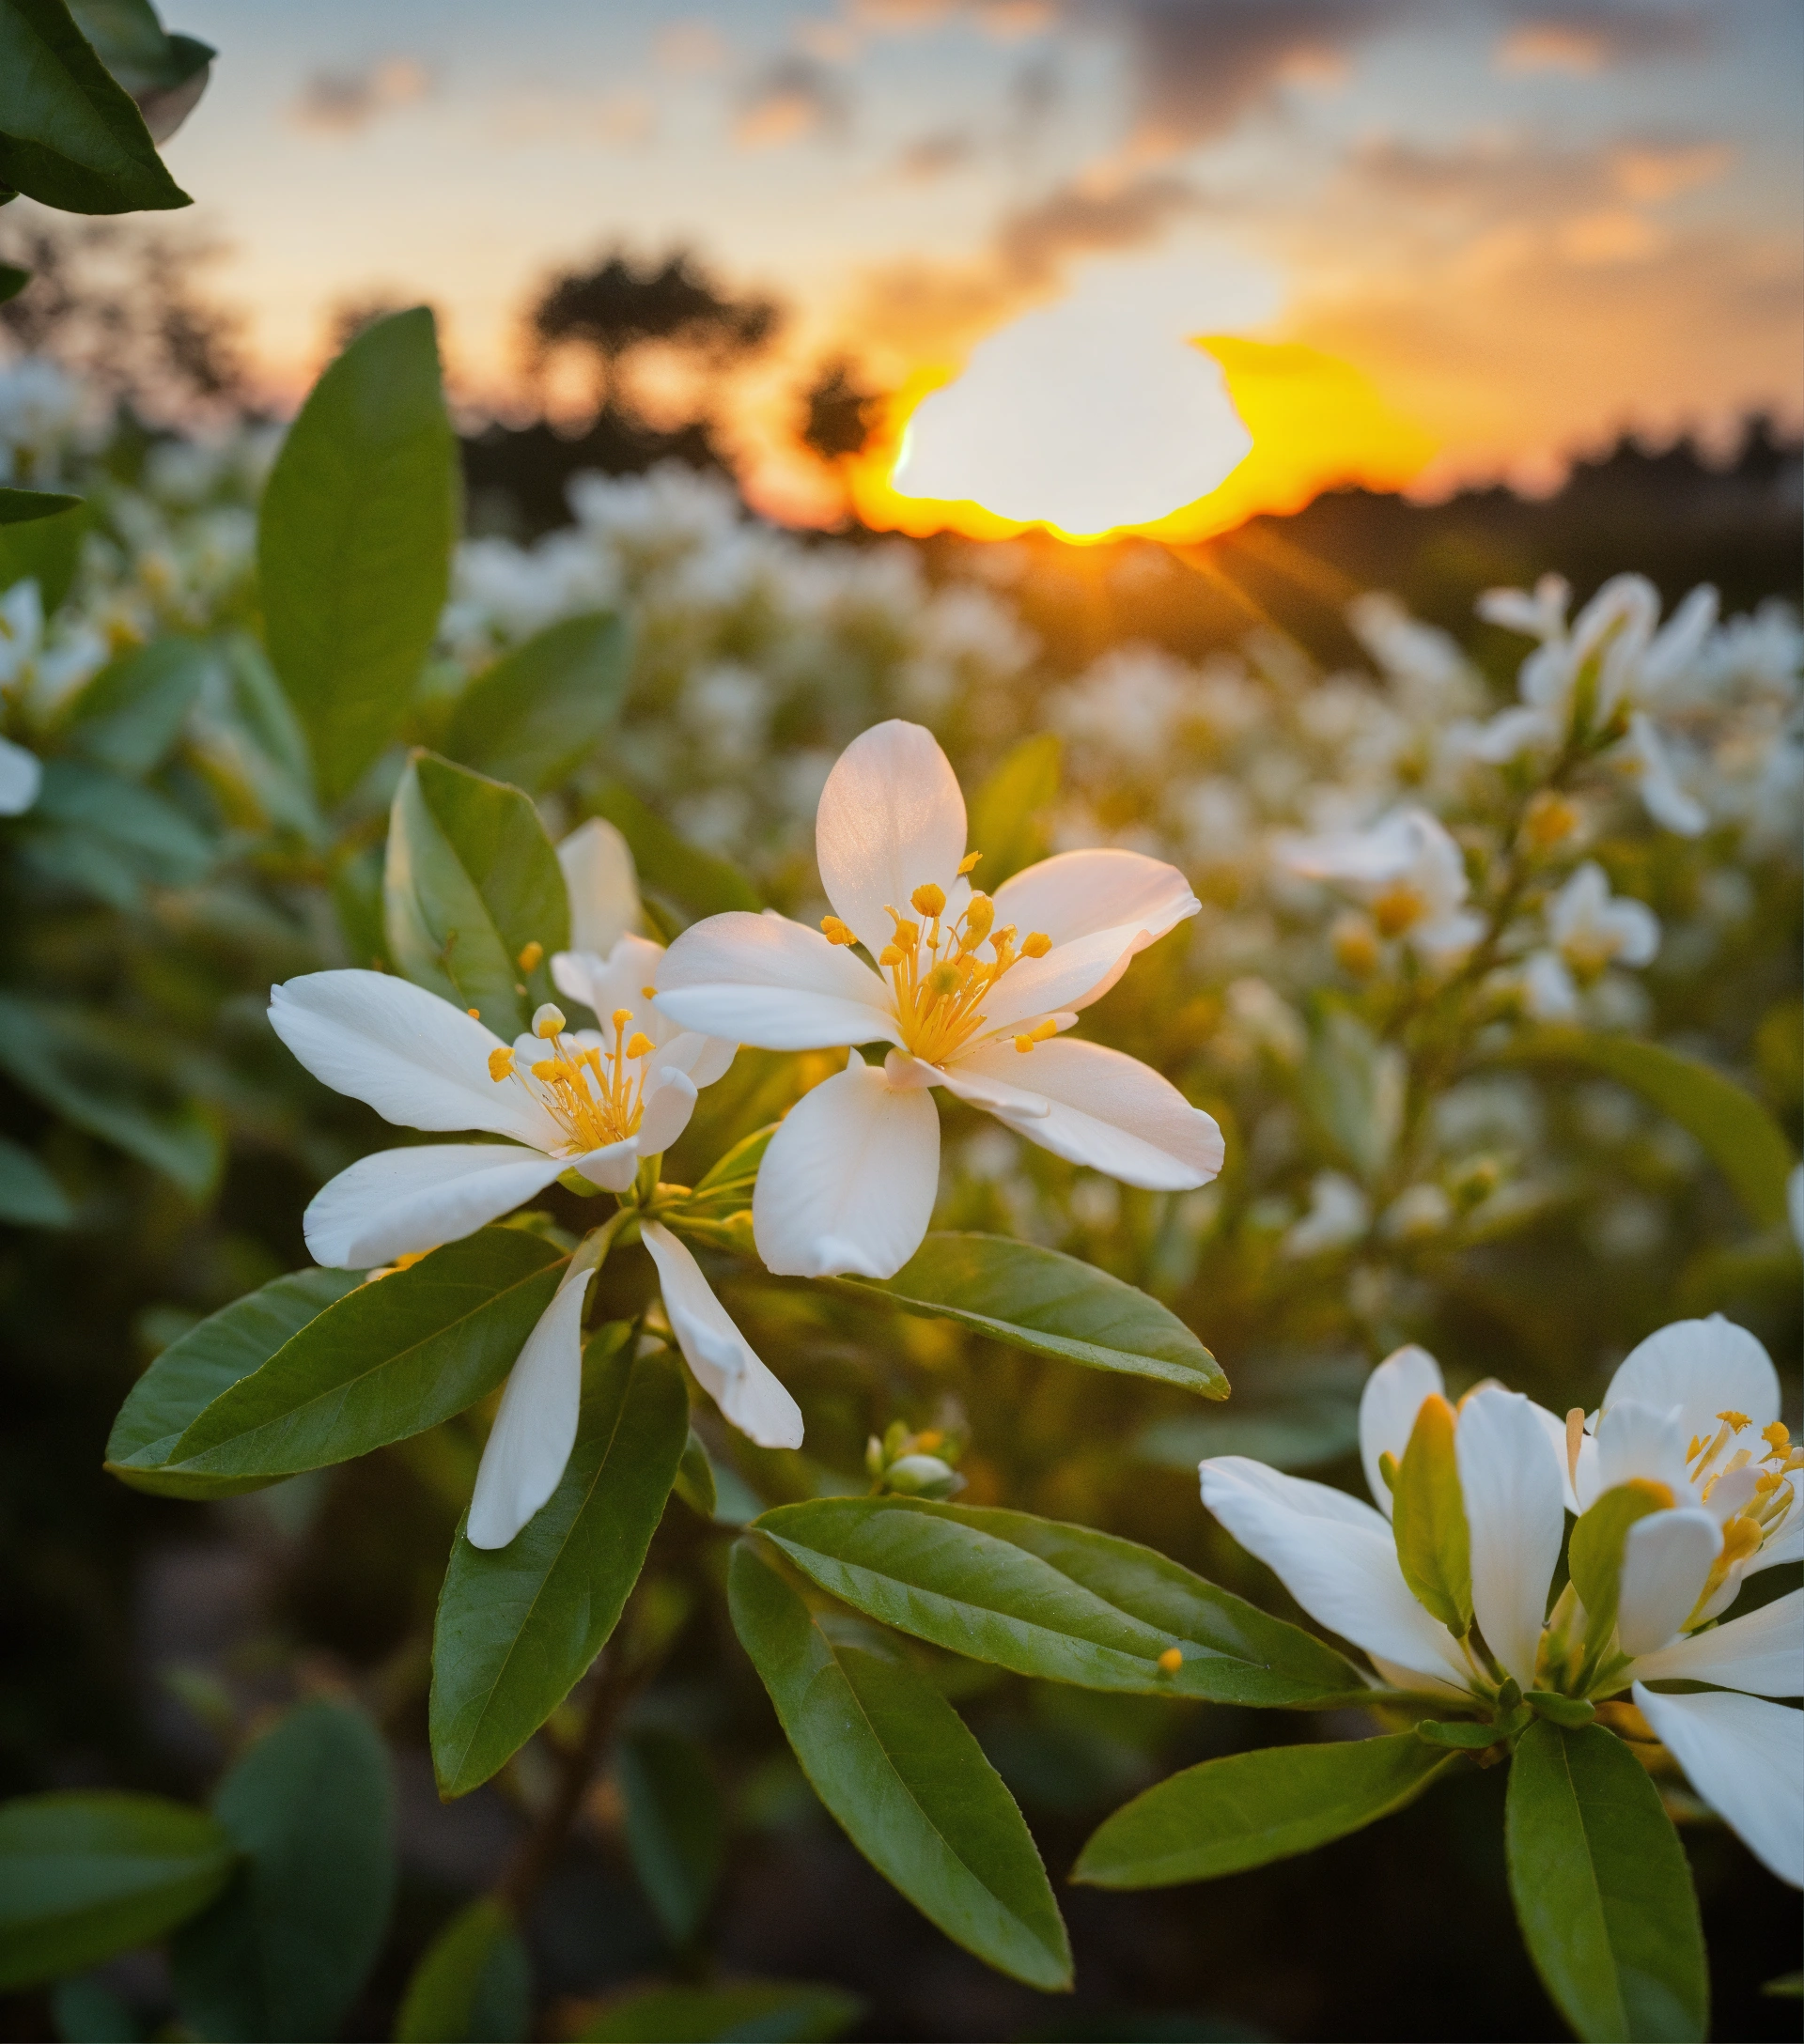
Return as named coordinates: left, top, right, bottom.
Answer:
left=257, top=307, right=455, bottom=801
left=385, top=751, right=569, bottom=1040
left=0, top=1131, right=72, bottom=1227
left=393, top=1896, right=531, bottom=2044
left=967, top=733, right=1060, bottom=887
left=443, top=612, right=631, bottom=794
left=158, top=1228, right=567, bottom=1481
left=591, top=780, right=762, bottom=923
left=1505, top=1719, right=1707, bottom=2043
left=757, top=1496, right=1361, bottom=1705
left=618, top=1727, right=725, bottom=1945
left=65, top=634, right=212, bottom=776
left=172, top=1699, right=395, bottom=2044
left=1073, top=1735, right=1456, bottom=1888
left=838, top=1232, right=1225, bottom=1399
left=577, top=1979, right=864, bottom=2043
left=430, top=1330, right=688, bottom=1796
left=727, top=1541, right=1072, bottom=1991
left=0, top=1791, right=233, bottom=1990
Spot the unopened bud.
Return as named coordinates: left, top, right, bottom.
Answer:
left=882, top=1453, right=963, bottom=1499
left=532, top=1003, right=566, bottom=1039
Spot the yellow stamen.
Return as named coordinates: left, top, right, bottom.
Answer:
left=1014, top=1018, right=1059, bottom=1053
left=1718, top=1410, right=1751, bottom=1432
left=517, top=940, right=544, bottom=972
left=911, top=882, right=946, bottom=918
left=1763, top=1422, right=1790, bottom=1455
left=534, top=1003, right=566, bottom=1039
left=625, top=1032, right=654, bottom=1060
left=1158, top=1647, right=1184, bottom=1675
left=1373, top=880, right=1424, bottom=937
left=467, top=1007, right=481, bottom=1018
left=820, top=916, right=857, bottom=946
left=1565, top=1407, right=1586, bottom=1492
left=879, top=944, right=906, bottom=968
left=1020, top=931, right=1051, bottom=958
left=642, top=984, right=657, bottom=998
left=961, top=893, right=994, bottom=947
left=957, top=851, right=982, bottom=875
left=488, top=1046, right=515, bottom=1081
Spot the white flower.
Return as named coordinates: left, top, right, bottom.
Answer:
left=1520, top=861, right=1660, bottom=1020
left=0, top=734, right=40, bottom=815
left=1281, top=1171, right=1370, bottom=1258
left=0, top=579, right=108, bottom=726
left=1277, top=806, right=1483, bottom=965
left=654, top=720, right=1222, bottom=1280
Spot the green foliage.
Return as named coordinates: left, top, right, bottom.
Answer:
left=257, top=308, right=456, bottom=802
left=591, top=779, right=763, bottom=925
left=1299, top=1003, right=1404, bottom=1184
left=0, top=494, right=85, bottom=602
left=385, top=751, right=570, bottom=1039
left=63, top=635, right=213, bottom=776
left=1390, top=1394, right=1472, bottom=1636
left=576, top=1979, right=865, bottom=2043
left=0, top=1790, right=233, bottom=1989
left=443, top=612, right=631, bottom=794
left=755, top=1496, right=1360, bottom=1705
left=172, top=1699, right=396, bottom=2044
left=1073, top=1735, right=1457, bottom=1887
left=1567, top=1481, right=1672, bottom=1663
left=23, top=756, right=214, bottom=905
left=429, top=1330, right=689, bottom=1796
left=1504, top=1720, right=1708, bottom=2043
left=0, top=485, right=82, bottom=521
left=393, top=1897, right=531, bottom=2044
left=0, top=1130, right=72, bottom=1225
left=967, top=733, right=1061, bottom=887
left=727, top=1541, right=1072, bottom=1992
left=618, top=1727, right=726, bottom=1945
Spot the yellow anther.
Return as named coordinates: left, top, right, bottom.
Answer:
left=1014, top=1018, right=1058, bottom=1053
left=642, top=984, right=657, bottom=999
left=532, top=1058, right=560, bottom=1081
left=1754, top=1470, right=1783, bottom=1494
left=926, top=961, right=961, bottom=999
left=1686, top=1435, right=1703, bottom=1462
left=893, top=919, right=920, bottom=951
left=911, top=882, right=947, bottom=918
left=517, top=939, right=544, bottom=972
left=1331, top=913, right=1380, bottom=979
left=1021, top=931, right=1051, bottom=958
left=1521, top=790, right=1580, bottom=851
left=962, top=893, right=994, bottom=946
left=820, top=915, right=857, bottom=946
left=1764, top=1422, right=1791, bottom=1455
left=533, top=1003, right=566, bottom=1039
left=957, top=851, right=982, bottom=875
left=1157, top=1647, right=1184, bottom=1675
left=611, top=1007, right=633, bottom=1031
left=488, top=1046, right=515, bottom=1081
left=467, top=1007, right=481, bottom=1018
left=1373, top=880, right=1425, bottom=937
left=879, top=944, right=906, bottom=968
left=625, top=1032, right=654, bottom=1060
left=1718, top=1410, right=1751, bottom=1432
left=1720, top=1515, right=1762, bottom=1564
left=914, top=1430, right=943, bottom=1451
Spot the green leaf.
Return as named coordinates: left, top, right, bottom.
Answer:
left=257, top=307, right=456, bottom=802
left=64, top=634, right=212, bottom=776
left=576, top=1979, right=865, bottom=2043
left=68, top=0, right=210, bottom=99
left=0, top=263, right=28, bottom=303
left=172, top=1699, right=395, bottom=2044
left=0, top=485, right=82, bottom=522
left=727, top=1541, right=1072, bottom=1991
left=0, top=0, right=190, bottom=210
left=430, top=1330, right=688, bottom=1796
left=1504, top=1719, right=1707, bottom=2043
left=618, top=1727, right=725, bottom=1946
left=385, top=751, right=570, bottom=1040
left=1299, top=1004, right=1404, bottom=1185
left=1390, top=1394, right=1471, bottom=1636
left=105, top=1266, right=361, bottom=1498
left=24, top=757, right=214, bottom=904
left=49, top=1974, right=139, bottom=2042
left=393, top=1896, right=530, bottom=2044
left=837, top=1232, right=1225, bottom=1399
left=1073, top=1734, right=1456, bottom=1888
left=0, top=1790, right=233, bottom=1990
left=1134, top=1396, right=1360, bottom=1474
left=666, top=1123, right=773, bottom=1254
left=1516, top=1030, right=1796, bottom=1230
left=443, top=612, right=630, bottom=795
left=674, top=1426, right=719, bottom=1519
left=1567, top=1480, right=1672, bottom=1663
left=0, top=1131, right=72, bottom=1226
left=0, top=495, right=86, bottom=604
left=756, top=1496, right=1361, bottom=1706
left=591, top=781, right=762, bottom=924
left=154, top=1228, right=567, bottom=1482
left=187, top=634, right=321, bottom=842
left=967, top=733, right=1061, bottom=888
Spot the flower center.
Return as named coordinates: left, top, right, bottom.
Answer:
left=1683, top=1413, right=1800, bottom=1621
left=1372, top=879, right=1426, bottom=937
left=820, top=859, right=1053, bottom=1066
left=488, top=1002, right=655, bottom=1154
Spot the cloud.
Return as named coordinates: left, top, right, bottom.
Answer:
left=1494, top=7, right=1708, bottom=74
left=993, top=171, right=1204, bottom=285
left=896, top=128, right=977, bottom=180
left=290, top=56, right=433, bottom=136
left=734, top=55, right=851, bottom=147
left=1609, top=139, right=1732, bottom=202
left=655, top=21, right=727, bottom=72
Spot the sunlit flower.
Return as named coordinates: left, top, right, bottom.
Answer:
left=655, top=720, right=1221, bottom=1279
left=1277, top=806, right=1483, bottom=964
left=1520, top=860, right=1659, bottom=1020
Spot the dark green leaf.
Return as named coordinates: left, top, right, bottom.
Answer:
left=68, top=0, right=208, bottom=97
left=1505, top=1719, right=1707, bottom=2043
left=0, top=0, right=189, bottom=211
left=443, top=612, right=630, bottom=794
left=618, top=1727, right=725, bottom=1945
left=188, top=633, right=321, bottom=841
left=667, top=1123, right=773, bottom=1254
left=65, top=634, right=212, bottom=776
left=393, top=1896, right=530, bottom=2044
left=0, top=485, right=81, bottom=522
left=257, top=307, right=455, bottom=802
left=674, top=1426, right=719, bottom=1519
left=968, top=733, right=1060, bottom=888
left=49, top=1974, right=139, bottom=2042
left=0, top=1131, right=72, bottom=1226
left=385, top=751, right=569, bottom=1039
left=172, top=1699, right=395, bottom=2044
left=0, top=263, right=27, bottom=303
left=837, top=1232, right=1225, bottom=1398
left=24, top=758, right=214, bottom=905
left=756, top=1496, right=1360, bottom=1706
left=106, top=1266, right=360, bottom=1498
left=0, top=495, right=85, bottom=604
left=727, top=1541, right=1072, bottom=1990
left=1073, top=1735, right=1456, bottom=1888
left=430, top=1330, right=688, bottom=1796
left=0, top=1790, right=233, bottom=1990
left=157, top=1228, right=566, bottom=1481
left=577, top=1979, right=865, bottom=2043
left=591, top=781, right=762, bottom=922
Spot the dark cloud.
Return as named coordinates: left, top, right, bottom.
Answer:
left=290, top=55, right=433, bottom=135
left=1495, top=6, right=1710, bottom=73
left=994, top=171, right=1203, bottom=284
left=734, top=55, right=852, bottom=148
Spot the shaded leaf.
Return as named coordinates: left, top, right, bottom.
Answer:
left=591, top=780, right=762, bottom=924
left=0, top=485, right=81, bottom=521
left=674, top=1427, right=718, bottom=1519
left=968, top=733, right=1060, bottom=888
left=618, top=1727, right=725, bottom=1946
left=64, top=634, right=212, bottom=776
left=1299, top=1005, right=1404, bottom=1185
left=577, top=1979, right=864, bottom=2043
left=0, top=1131, right=72, bottom=1226
left=393, top=1896, right=530, bottom=2044
left=24, top=757, right=214, bottom=906
left=443, top=612, right=630, bottom=794
left=0, top=494, right=86, bottom=605
left=1390, top=1395, right=1471, bottom=1636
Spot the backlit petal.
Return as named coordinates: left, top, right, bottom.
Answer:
left=1630, top=1589, right=1803, bottom=1697
left=992, top=849, right=1198, bottom=1009
left=1618, top=1507, right=1722, bottom=1657
left=967, top=923, right=1155, bottom=1037
left=642, top=1222, right=803, bottom=1449
left=816, top=720, right=968, bottom=956
left=1604, top=1315, right=1780, bottom=1438
left=1594, top=1397, right=1694, bottom=1497
left=637, top=1067, right=699, bottom=1154
left=1530, top=1398, right=1587, bottom=1515
left=753, top=1052, right=940, bottom=1278
left=1359, top=1345, right=1445, bottom=1520
left=575, top=1139, right=639, bottom=1193
left=303, top=1142, right=566, bottom=1267
left=1632, top=1684, right=1803, bottom=1887
left=1454, top=1386, right=1565, bottom=1691
left=558, top=816, right=640, bottom=956
left=656, top=911, right=899, bottom=1049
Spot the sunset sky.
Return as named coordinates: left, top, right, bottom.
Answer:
left=141, top=0, right=1802, bottom=524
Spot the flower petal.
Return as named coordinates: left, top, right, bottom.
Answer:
left=655, top=911, right=899, bottom=1050
left=1594, top=1397, right=1694, bottom=1498
left=269, top=970, right=560, bottom=1149
left=1630, top=1588, right=1804, bottom=1697
left=637, top=1067, right=698, bottom=1153
left=991, top=849, right=1198, bottom=1008
left=1358, top=1345, right=1445, bottom=1520
left=303, top=1143, right=566, bottom=1268
left=466, top=1240, right=599, bottom=1549
left=642, top=1221, right=803, bottom=1449
left=1632, top=1684, right=1803, bottom=1887
left=558, top=816, right=640, bottom=956
left=1454, top=1386, right=1565, bottom=1692
left=969, top=922, right=1158, bottom=1037
left=942, top=1035, right=1223, bottom=1190
left=1618, top=1507, right=1722, bottom=1657
left=575, top=1139, right=639, bottom=1192
left=753, top=1052, right=940, bottom=1278
left=1199, top=1457, right=1470, bottom=1690
left=815, top=720, right=968, bottom=956
left=1531, top=1399, right=1589, bottom=1514
left=1604, top=1315, right=1780, bottom=1438
left=0, top=735, right=41, bottom=816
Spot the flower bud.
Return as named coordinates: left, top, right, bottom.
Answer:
left=532, top=1003, right=566, bottom=1039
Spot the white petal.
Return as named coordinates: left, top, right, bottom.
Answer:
left=1632, top=1684, right=1803, bottom=1887
left=269, top=971, right=561, bottom=1149
left=941, top=1035, right=1223, bottom=1190
left=1454, top=1386, right=1565, bottom=1692
left=558, top=817, right=640, bottom=956
left=655, top=911, right=899, bottom=1050
left=637, top=1067, right=698, bottom=1153
left=1529, top=1399, right=1588, bottom=1515
left=1618, top=1507, right=1722, bottom=1656
left=1630, top=1589, right=1804, bottom=1697
left=654, top=1029, right=737, bottom=1089
left=752, top=1052, right=940, bottom=1278
left=1200, top=1457, right=1470, bottom=1690
left=1751, top=1510, right=1804, bottom=1574
left=991, top=849, right=1198, bottom=1008
left=0, top=735, right=41, bottom=815
left=815, top=720, right=968, bottom=956
left=1605, top=1316, right=1781, bottom=1440
left=1594, top=1397, right=1694, bottom=1497
left=1358, top=1345, right=1445, bottom=1520
left=968, top=922, right=1159, bottom=1037
left=641, top=1222, right=803, bottom=1449
left=303, top=1143, right=566, bottom=1267
left=575, top=1139, right=640, bottom=1192
left=466, top=1240, right=600, bottom=1549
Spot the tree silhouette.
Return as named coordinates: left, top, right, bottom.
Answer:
left=800, top=356, right=879, bottom=461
